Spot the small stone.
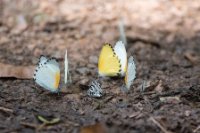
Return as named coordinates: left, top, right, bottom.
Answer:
left=89, top=56, right=98, bottom=64
left=76, top=67, right=90, bottom=75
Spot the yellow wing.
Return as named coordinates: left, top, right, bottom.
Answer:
left=98, top=44, right=121, bottom=77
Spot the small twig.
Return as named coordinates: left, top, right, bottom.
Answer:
left=37, top=123, right=46, bottom=131
left=140, top=80, right=147, bottom=92
left=150, top=116, right=172, bottom=133
left=150, top=89, right=182, bottom=100
left=193, top=125, right=200, bottom=133
left=142, top=91, right=157, bottom=95
left=103, top=96, right=114, bottom=103
left=143, top=96, right=153, bottom=113
left=129, top=111, right=140, bottom=118
left=20, top=122, right=37, bottom=129
left=184, top=52, right=199, bottom=65
left=64, top=121, right=79, bottom=127
left=0, top=106, right=14, bottom=113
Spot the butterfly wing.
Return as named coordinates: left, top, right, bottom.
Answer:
left=114, top=41, right=127, bottom=76
left=64, top=50, right=68, bottom=84
left=34, top=57, right=60, bottom=92
left=38, top=55, right=48, bottom=67
left=125, top=56, right=136, bottom=90
left=98, top=44, right=121, bottom=77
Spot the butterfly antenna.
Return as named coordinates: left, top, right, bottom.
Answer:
left=119, top=18, right=127, bottom=47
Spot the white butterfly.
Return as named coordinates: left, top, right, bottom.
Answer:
left=33, top=56, right=60, bottom=92
left=64, top=49, right=71, bottom=85
left=87, top=80, right=103, bottom=98
left=124, top=56, right=136, bottom=90
left=114, top=41, right=127, bottom=76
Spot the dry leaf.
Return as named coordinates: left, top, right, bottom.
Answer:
left=184, top=110, right=191, bottom=117
left=0, top=63, right=34, bottom=79
left=155, top=80, right=164, bottom=93
left=80, top=123, right=108, bottom=133
left=159, top=96, right=180, bottom=104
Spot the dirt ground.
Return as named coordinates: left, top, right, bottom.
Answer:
left=0, top=0, right=200, bottom=133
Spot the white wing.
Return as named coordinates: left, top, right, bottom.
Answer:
left=33, top=57, right=60, bottom=92
left=47, top=58, right=60, bottom=72
left=64, top=50, right=68, bottom=84
left=64, top=50, right=69, bottom=84
left=38, top=55, right=48, bottom=67
left=125, top=56, right=136, bottom=89
left=114, top=41, right=127, bottom=76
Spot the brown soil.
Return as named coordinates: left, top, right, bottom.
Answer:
left=0, top=1, right=200, bottom=133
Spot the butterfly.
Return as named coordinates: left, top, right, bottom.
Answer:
left=33, top=50, right=71, bottom=92
left=87, top=80, right=103, bottom=98
left=64, top=49, right=71, bottom=85
left=33, top=56, right=60, bottom=92
left=98, top=41, right=127, bottom=77
left=124, top=56, right=136, bottom=90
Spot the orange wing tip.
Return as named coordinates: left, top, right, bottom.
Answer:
left=54, top=72, right=60, bottom=89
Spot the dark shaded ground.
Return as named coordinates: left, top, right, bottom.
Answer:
left=0, top=1, right=200, bottom=133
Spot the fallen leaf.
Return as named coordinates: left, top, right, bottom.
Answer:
left=80, top=123, right=108, bottom=133
left=184, top=110, right=191, bottom=117
left=155, top=80, right=164, bottom=93
left=0, top=63, right=34, bottom=79
left=37, top=115, right=60, bottom=125
left=159, top=96, right=180, bottom=104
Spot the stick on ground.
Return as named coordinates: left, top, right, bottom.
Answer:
left=150, top=116, right=173, bottom=133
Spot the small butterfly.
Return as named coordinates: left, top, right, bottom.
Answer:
left=64, top=50, right=71, bottom=85
left=87, top=80, right=103, bottom=98
left=33, top=56, right=60, bottom=92
left=124, top=56, right=136, bottom=90
left=98, top=41, right=127, bottom=77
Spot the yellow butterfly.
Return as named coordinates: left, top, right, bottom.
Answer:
left=98, top=43, right=121, bottom=77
